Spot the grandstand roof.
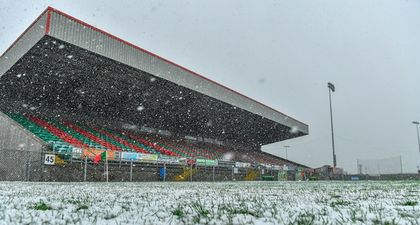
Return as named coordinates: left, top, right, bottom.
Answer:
left=0, top=7, right=308, bottom=146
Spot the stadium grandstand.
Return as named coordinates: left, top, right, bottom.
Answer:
left=0, top=7, right=309, bottom=181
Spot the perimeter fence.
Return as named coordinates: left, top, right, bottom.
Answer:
left=357, top=156, right=403, bottom=175
left=0, top=149, right=299, bottom=182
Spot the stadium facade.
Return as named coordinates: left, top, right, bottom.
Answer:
left=0, top=7, right=309, bottom=181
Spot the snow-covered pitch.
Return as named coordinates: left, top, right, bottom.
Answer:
left=0, top=181, right=419, bottom=225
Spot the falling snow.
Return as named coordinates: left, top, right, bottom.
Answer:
left=136, top=105, right=145, bottom=111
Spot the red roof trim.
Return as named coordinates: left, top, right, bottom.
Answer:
left=0, top=8, right=49, bottom=59
left=45, top=8, right=52, bottom=34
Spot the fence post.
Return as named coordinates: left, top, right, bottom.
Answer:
left=39, top=152, right=44, bottom=181
left=212, top=165, right=215, bottom=182
left=190, top=163, right=193, bottom=182
left=163, top=163, right=166, bottom=182
left=232, top=166, right=234, bottom=181
left=105, top=157, right=109, bottom=183
left=27, top=152, right=32, bottom=181
left=83, top=156, right=87, bottom=182
left=130, top=161, right=133, bottom=182
left=119, top=152, right=122, bottom=168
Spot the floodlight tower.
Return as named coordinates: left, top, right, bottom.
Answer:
left=328, top=82, right=337, bottom=168
left=284, top=145, right=290, bottom=160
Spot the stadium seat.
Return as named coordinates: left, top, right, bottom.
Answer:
left=5, top=113, right=291, bottom=167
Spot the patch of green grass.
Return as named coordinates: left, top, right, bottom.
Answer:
left=398, top=212, right=415, bottom=218
left=400, top=201, right=417, bottom=206
left=172, top=207, right=185, bottom=219
left=294, top=212, right=316, bottom=225
left=372, top=218, right=398, bottom=225
left=219, top=202, right=263, bottom=218
left=330, top=199, right=350, bottom=208
left=231, top=207, right=260, bottom=217
left=76, top=204, right=89, bottom=211
left=32, top=201, right=52, bottom=211
left=104, top=213, right=118, bottom=220
left=67, top=199, right=82, bottom=205
left=191, top=201, right=209, bottom=217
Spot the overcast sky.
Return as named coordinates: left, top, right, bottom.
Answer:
left=1, top=0, right=419, bottom=173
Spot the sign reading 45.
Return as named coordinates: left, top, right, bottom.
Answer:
left=44, top=154, right=56, bottom=165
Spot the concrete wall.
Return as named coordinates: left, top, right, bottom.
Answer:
left=0, top=112, right=46, bottom=181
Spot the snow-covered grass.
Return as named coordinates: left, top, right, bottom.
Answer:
left=0, top=181, right=419, bottom=224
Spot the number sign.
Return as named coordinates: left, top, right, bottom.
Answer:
left=44, top=154, right=55, bottom=165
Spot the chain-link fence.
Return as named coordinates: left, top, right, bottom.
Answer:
left=1, top=149, right=304, bottom=182
left=0, top=148, right=43, bottom=181
left=357, top=156, right=403, bottom=175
